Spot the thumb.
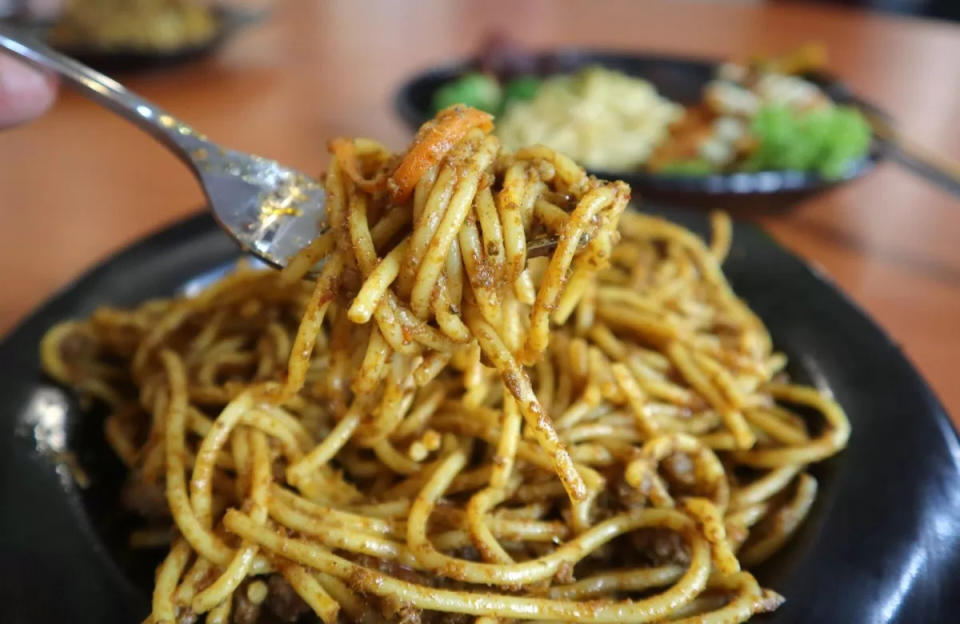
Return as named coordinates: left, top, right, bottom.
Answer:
left=0, top=54, right=58, bottom=128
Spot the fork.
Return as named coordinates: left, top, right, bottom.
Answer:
left=0, top=23, right=328, bottom=271
left=0, top=25, right=565, bottom=268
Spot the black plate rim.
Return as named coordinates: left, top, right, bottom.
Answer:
left=393, top=47, right=882, bottom=196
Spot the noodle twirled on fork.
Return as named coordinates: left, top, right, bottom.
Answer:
left=41, top=106, right=848, bottom=623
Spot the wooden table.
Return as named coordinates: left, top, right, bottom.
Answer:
left=1, top=0, right=958, bottom=424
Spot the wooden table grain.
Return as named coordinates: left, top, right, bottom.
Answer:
left=1, top=0, right=958, bottom=424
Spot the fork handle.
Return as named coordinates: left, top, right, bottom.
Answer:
left=0, top=23, right=213, bottom=165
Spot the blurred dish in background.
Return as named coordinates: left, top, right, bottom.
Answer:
left=396, top=45, right=882, bottom=206
left=13, top=0, right=270, bottom=70
left=49, top=0, right=219, bottom=53
left=431, top=44, right=872, bottom=181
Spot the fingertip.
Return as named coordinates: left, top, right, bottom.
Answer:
left=0, top=55, right=58, bottom=128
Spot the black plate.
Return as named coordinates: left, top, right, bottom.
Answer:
left=14, top=6, right=267, bottom=72
left=394, top=50, right=882, bottom=208
left=1, top=208, right=958, bottom=623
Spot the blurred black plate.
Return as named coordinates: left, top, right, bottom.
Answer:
left=22, top=5, right=266, bottom=71
left=1, top=208, right=959, bottom=622
left=395, top=50, right=882, bottom=208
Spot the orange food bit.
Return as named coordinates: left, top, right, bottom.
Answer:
left=388, top=105, right=494, bottom=204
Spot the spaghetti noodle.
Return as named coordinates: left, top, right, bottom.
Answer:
left=41, top=106, right=848, bottom=623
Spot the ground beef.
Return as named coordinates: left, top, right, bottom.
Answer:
left=264, top=576, right=310, bottom=623
left=231, top=583, right=261, bottom=624
left=627, top=528, right=690, bottom=567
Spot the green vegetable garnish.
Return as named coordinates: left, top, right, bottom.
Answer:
left=742, top=104, right=871, bottom=178
left=432, top=73, right=502, bottom=114
left=503, top=76, right=541, bottom=104
left=658, top=158, right=717, bottom=176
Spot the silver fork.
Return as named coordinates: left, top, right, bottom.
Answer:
left=0, top=24, right=327, bottom=271
left=0, top=25, right=565, bottom=268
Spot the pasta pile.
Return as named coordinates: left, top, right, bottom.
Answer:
left=41, top=106, right=848, bottom=624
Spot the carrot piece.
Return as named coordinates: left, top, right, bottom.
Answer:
left=388, top=105, right=493, bottom=203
